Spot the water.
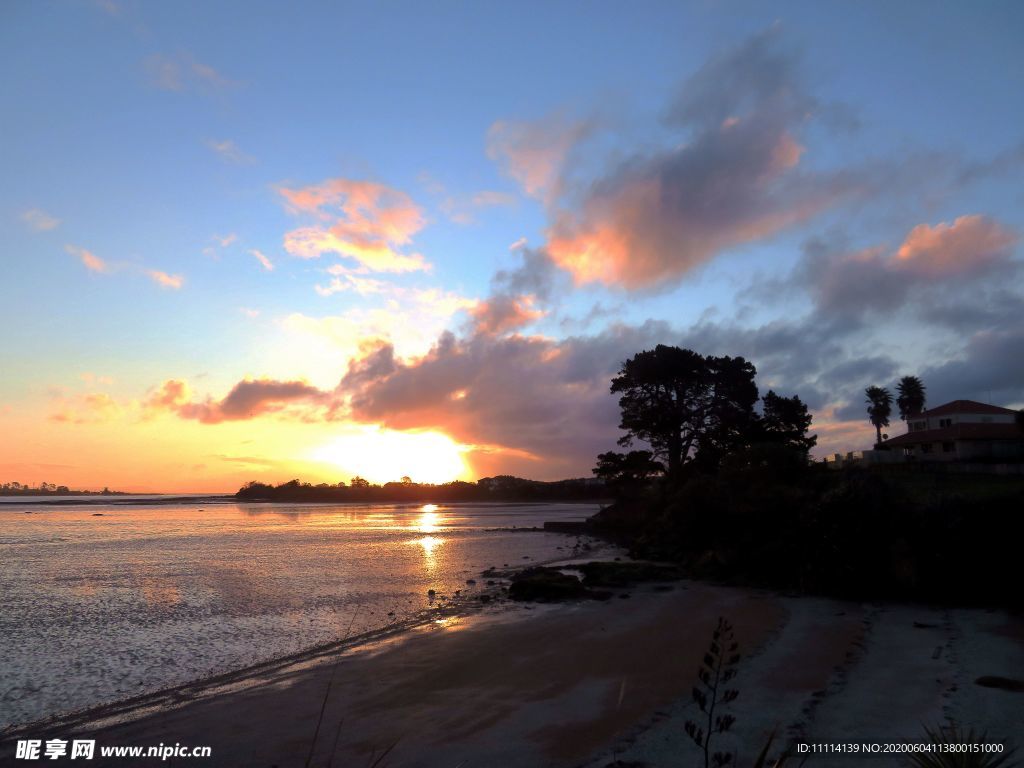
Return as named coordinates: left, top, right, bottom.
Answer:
left=0, top=501, right=606, bottom=728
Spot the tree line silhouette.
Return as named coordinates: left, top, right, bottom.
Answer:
left=236, top=475, right=608, bottom=503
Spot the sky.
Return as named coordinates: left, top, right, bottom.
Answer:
left=2, top=1, right=1023, bottom=492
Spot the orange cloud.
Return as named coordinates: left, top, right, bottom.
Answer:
left=470, top=295, right=545, bottom=336
left=67, top=245, right=109, bottom=273
left=49, top=392, right=122, bottom=424
left=894, top=215, right=1017, bottom=278
left=806, top=215, right=1019, bottom=316
left=545, top=128, right=830, bottom=290
left=146, top=270, right=184, bottom=289
left=279, top=179, right=429, bottom=273
left=144, top=379, right=191, bottom=412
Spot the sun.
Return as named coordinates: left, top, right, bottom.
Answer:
left=308, top=426, right=470, bottom=484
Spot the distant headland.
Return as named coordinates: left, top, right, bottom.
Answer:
left=0, top=481, right=125, bottom=496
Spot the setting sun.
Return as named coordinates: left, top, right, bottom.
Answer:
left=308, top=427, right=470, bottom=484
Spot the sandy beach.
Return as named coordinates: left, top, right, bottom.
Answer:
left=3, top=576, right=1022, bottom=768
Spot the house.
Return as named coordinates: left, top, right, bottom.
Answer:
left=881, top=400, right=1024, bottom=462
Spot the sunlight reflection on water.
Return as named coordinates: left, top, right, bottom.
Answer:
left=0, top=500, right=609, bottom=728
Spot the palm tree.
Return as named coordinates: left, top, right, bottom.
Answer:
left=865, top=386, right=893, bottom=446
left=896, top=376, right=926, bottom=421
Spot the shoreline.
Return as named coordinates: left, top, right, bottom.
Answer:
left=3, top=576, right=1020, bottom=768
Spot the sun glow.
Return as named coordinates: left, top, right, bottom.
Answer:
left=309, top=426, right=470, bottom=484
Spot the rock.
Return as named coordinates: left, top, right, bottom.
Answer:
left=427, top=589, right=436, bottom=597
left=509, top=568, right=588, bottom=602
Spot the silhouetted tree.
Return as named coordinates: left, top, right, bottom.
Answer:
left=350, top=476, right=370, bottom=488
left=593, top=450, right=664, bottom=494
left=896, top=376, right=926, bottom=421
left=611, top=346, right=758, bottom=477
left=865, top=386, right=893, bottom=446
left=759, top=390, right=817, bottom=456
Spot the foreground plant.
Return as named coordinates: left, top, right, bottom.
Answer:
left=685, top=617, right=741, bottom=768
left=685, top=618, right=796, bottom=768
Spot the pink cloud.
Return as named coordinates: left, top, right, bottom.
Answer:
left=22, top=208, right=59, bottom=232
left=278, top=179, right=428, bottom=273
left=486, top=113, right=592, bottom=202
left=66, top=245, right=109, bottom=273
left=146, top=270, right=184, bottom=289
left=894, top=215, right=1017, bottom=278
left=249, top=249, right=274, bottom=271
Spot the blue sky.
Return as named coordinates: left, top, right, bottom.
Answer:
left=2, top=0, right=1022, bottom=490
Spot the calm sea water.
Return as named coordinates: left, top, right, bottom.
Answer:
left=0, top=501, right=607, bottom=728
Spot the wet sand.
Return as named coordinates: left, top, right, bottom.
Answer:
left=2, top=581, right=1022, bottom=767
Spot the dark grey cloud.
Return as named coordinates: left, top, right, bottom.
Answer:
left=171, top=379, right=328, bottom=424
left=921, top=329, right=1024, bottom=406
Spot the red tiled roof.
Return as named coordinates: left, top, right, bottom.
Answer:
left=918, top=399, right=1017, bottom=417
left=883, top=422, right=1023, bottom=447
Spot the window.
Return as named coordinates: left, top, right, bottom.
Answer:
left=911, top=421, right=926, bottom=432
left=921, top=444, right=932, bottom=454
left=939, top=418, right=952, bottom=428
left=942, top=442, right=954, bottom=453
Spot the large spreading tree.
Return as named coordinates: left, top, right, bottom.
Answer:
left=610, top=345, right=759, bottom=476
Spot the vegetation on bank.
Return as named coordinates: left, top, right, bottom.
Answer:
left=590, top=345, right=1024, bottom=608
left=235, top=475, right=607, bottom=503
left=0, top=481, right=122, bottom=496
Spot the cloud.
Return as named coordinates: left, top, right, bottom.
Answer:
left=66, top=245, right=109, bottom=273
left=205, top=139, right=255, bottom=165
left=148, top=378, right=328, bottom=424
left=803, top=215, right=1019, bottom=319
left=146, top=270, right=184, bottom=289
left=50, top=392, right=122, bottom=424
left=487, top=112, right=593, bottom=202
left=249, top=249, right=274, bottom=271
left=893, top=215, right=1017, bottom=278
left=539, top=29, right=863, bottom=290
left=438, top=189, right=517, bottom=225
left=921, top=329, right=1024, bottom=406
left=144, top=379, right=191, bottom=411
left=470, top=295, right=545, bottom=336
left=336, top=320, right=681, bottom=477
left=279, top=178, right=429, bottom=273
left=22, top=208, right=60, bottom=231
left=144, top=53, right=234, bottom=92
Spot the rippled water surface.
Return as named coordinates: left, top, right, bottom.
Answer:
left=0, top=501, right=605, bottom=727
